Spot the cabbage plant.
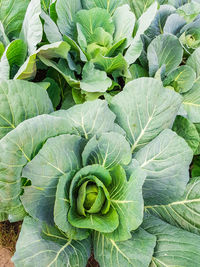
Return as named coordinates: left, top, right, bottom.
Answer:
left=1, top=78, right=200, bottom=266
left=127, top=1, right=200, bottom=168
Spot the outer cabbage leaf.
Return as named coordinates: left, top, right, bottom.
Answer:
left=172, top=115, right=200, bottom=153
left=0, top=80, right=53, bottom=139
left=12, top=217, right=91, bottom=267
left=19, top=0, right=42, bottom=55
left=56, top=0, right=82, bottom=38
left=0, top=100, right=116, bottom=219
left=143, top=214, right=200, bottom=267
left=145, top=177, right=200, bottom=235
left=0, top=0, right=30, bottom=39
left=93, top=228, right=156, bottom=267
left=134, top=129, right=192, bottom=204
left=110, top=78, right=182, bottom=152
left=147, top=34, right=183, bottom=76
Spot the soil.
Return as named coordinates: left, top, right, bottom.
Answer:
left=0, top=221, right=21, bottom=267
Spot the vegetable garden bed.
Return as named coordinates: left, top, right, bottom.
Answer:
left=1, top=0, right=200, bottom=266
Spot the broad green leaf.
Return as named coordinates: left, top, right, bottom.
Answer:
left=93, top=228, right=156, bottom=267
left=177, top=2, right=200, bottom=23
left=110, top=78, right=182, bottom=152
left=147, top=34, right=183, bottom=76
left=12, top=217, right=91, bottom=267
left=0, top=21, right=9, bottom=46
left=40, top=11, right=62, bottom=43
left=6, top=39, right=27, bottom=68
left=183, top=84, right=200, bottom=123
left=80, top=62, right=112, bottom=93
left=145, top=177, right=200, bottom=235
left=136, top=2, right=158, bottom=37
left=0, top=100, right=116, bottom=217
left=56, top=0, right=82, bottom=38
left=63, top=35, right=87, bottom=61
left=191, top=156, right=200, bottom=177
left=76, top=8, right=114, bottom=44
left=0, top=48, right=9, bottom=80
left=38, top=57, right=79, bottom=88
left=112, top=4, right=135, bottom=47
left=145, top=5, right=176, bottom=40
left=129, top=0, right=155, bottom=19
left=43, top=77, right=61, bottom=108
left=126, top=64, right=148, bottom=84
left=21, top=135, right=85, bottom=225
left=172, top=115, right=200, bottom=153
left=15, top=41, right=70, bottom=80
left=53, top=99, right=117, bottom=139
left=0, top=115, right=73, bottom=216
left=0, top=0, right=30, bottom=39
left=93, top=53, right=128, bottom=75
left=143, top=214, right=200, bottom=267
left=82, top=132, right=131, bottom=169
left=54, top=174, right=89, bottom=240
left=14, top=53, right=36, bottom=80
left=20, top=0, right=42, bottom=55
left=0, top=79, right=53, bottom=138
left=134, top=129, right=192, bottom=205
left=105, top=163, right=146, bottom=241
left=187, top=46, right=200, bottom=77
left=163, top=13, right=186, bottom=35
left=0, top=42, right=5, bottom=59
left=124, top=37, right=143, bottom=65
left=163, top=65, right=196, bottom=93
left=125, top=2, right=158, bottom=65
left=82, top=0, right=129, bottom=14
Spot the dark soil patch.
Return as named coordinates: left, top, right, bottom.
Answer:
left=0, top=221, right=22, bottom=267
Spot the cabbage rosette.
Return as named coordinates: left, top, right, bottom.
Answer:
left=0, top=78, right=194, bottom=266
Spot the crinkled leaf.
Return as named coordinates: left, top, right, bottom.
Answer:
left=12, top=217, right=91, bottom=267
left=82, top=132, right=131, bottom=169
left=93, top=228, right=156, bottom=267
left=110, top=78, right=182, bottom=152
left=147, top=34, right=183, bottom=76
